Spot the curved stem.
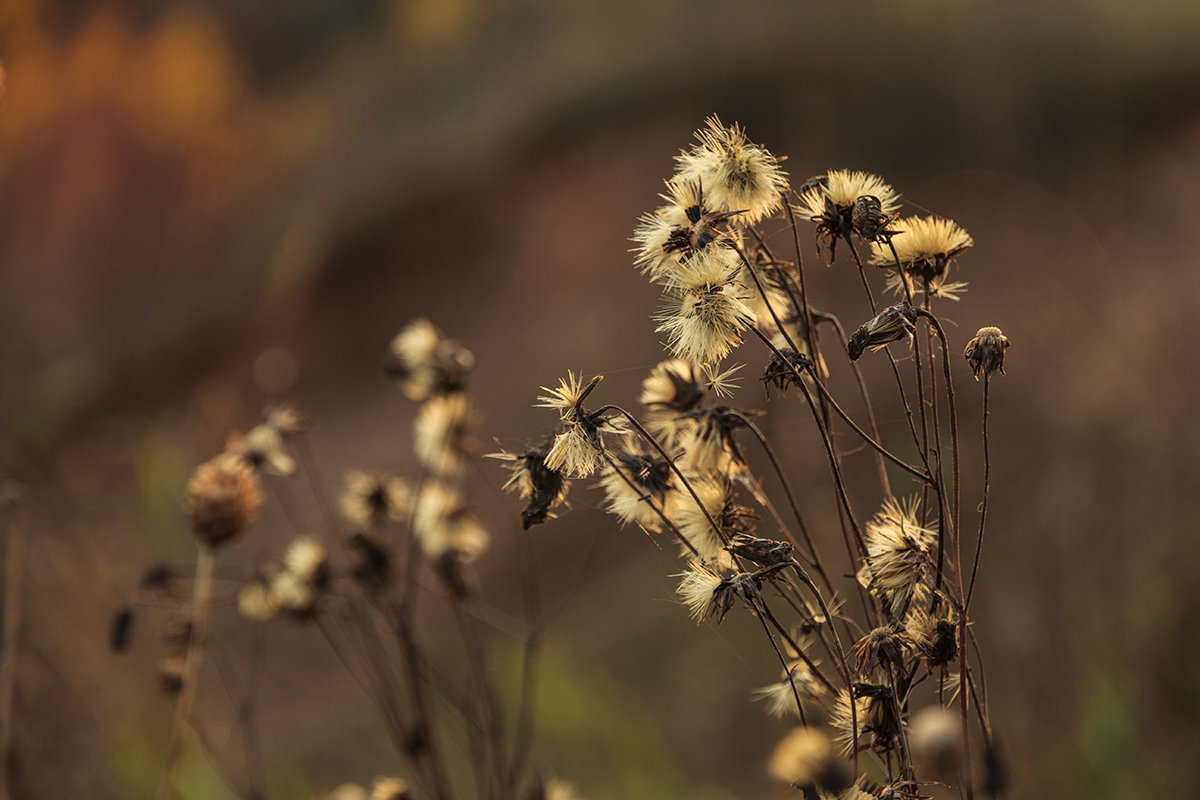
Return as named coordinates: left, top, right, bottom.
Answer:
left=802, top=366, right=930, bottom=484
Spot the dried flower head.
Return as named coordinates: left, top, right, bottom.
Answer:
left=871, top=215, right=973, bottom=300
left=632, top=201, right=692, bottom=284
left=830, top=688, right=874, bottom=757
left=632, top=180, right=742, bottom=284
left=675, top=561, right=725, bottom=622
left=537, top=373, right=627, bottom=478
left=340, top=471, right=411, bottom=532
left=906, top=602, right=959, bottom=667
left=753, top=660, right=825, bottom=718
left=856, top=497, right=937, bottom=615
left=796, top=170, right=900, bottom=262
left=655, top=249, right=756, bottom=366
left=264, top=404, right=305, bottom=436
left=851, top=624, right=913, bottom=677
left=599, top=449, right=673, bottom=530
left=238, top=572, right=278, bottom=621
left=413, top=483, right=489, bottom=562
left=666, top=475, right=752, bottom=564
left=227, top=423, right=296, bottom=476
left=347, top=532, right=391, bottom=591
left=640, top=359, right=707, bottom=415
left=836, top=684, right=906, bottom=757
left=387, top=319, right=475, bottom=400
left=488, top=440, right=570, bottom=528
left=369, top=777, right=411, bottom=800
left=851, top=194, right=899, bottom=243
left=283, top=536, right=329, bottom=587
left=846, top=303, right=918, bottom=361
left=414, top=392, right=474, bottom=477
left=673, top=115, right=788, bottom=225
left=964, top=326, right=1010, bottom=379
left=908, top=706, right=962, bottom=782
left=185, top=452, right=263, bottom=549
left=761, top=347, right=813, bottom=396
left=676, top=407, right=752, bottom=473
left=767, top=727, right=850, bottom=793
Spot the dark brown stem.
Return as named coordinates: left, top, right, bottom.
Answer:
left=966, top=376, right=991, bottom=612
left=0, top=506, right=25, bottom=800
left=726, top=410, right=835, bottom=594
left=802, top=366, right=931, bottom=484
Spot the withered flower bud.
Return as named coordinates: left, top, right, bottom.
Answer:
left=930, top=619, right=958, bottom=666
left=726, top=534, right=794, bottom=568
left=158, top=655, right=186, bottom=694
left=847, top=303, right=917, bottom=361
left=348, top=532, right=391, bottom=591
left=851, top=195, right=896, bottom=242
left=184, top=453, right=263, bottom=549
left=109, top=605, right=134, bottom=652
left=139, top=563, right=176, bottom=593
left=964, top=326, right=1010, bottom=379
left=762, top=348, right=812, bottom=396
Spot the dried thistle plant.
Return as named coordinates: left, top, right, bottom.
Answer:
left=490, top=117, right=1013, bottom=799
left=114, top=115, right=1013, bottom=800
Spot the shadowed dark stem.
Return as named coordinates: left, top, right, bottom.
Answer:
left=816, top=313, right=894, bottom=496
left=747, top=326, right=878, bottom=629
left=786, top=562, right=860, bottom=773
left=914, top=309, right=962, bottom=601
left=315, top=608, right=413, bottom=771
left=451, top=598, right=506, bottom=798
left=748, top=327, right=867, bottom=557
left=726, top=410, right=835, bottom=595
left=768, top=588, right=841, bottom=697
left=801, top=365, right=930, bottom=484
left=155, top=545, right=215, bottom=800
left=507, top=629, right=542, bottom=796
left=846, top=238, right=933, bottom=486
left=966, top=375, right=991, bottom=612
left=782, top=197, right=823, bottom=374
left=0, top=506, right=24, bottom=800
left=750, top=597, right=809, bottom=726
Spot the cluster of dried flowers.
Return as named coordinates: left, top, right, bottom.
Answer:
left=495, top=116, right=1011, bottom=799
left=117, top=320, right=590, bottom=800
left=115, top=115, right=1014, bottom=800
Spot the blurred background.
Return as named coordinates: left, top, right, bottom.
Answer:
left=3, top=0, right=1200, bottom=797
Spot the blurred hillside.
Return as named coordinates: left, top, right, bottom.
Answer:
left=3, top=1, right=1200, bottom=798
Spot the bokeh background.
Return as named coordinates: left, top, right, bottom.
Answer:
left=3, top=0, right=1200, bottom=797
